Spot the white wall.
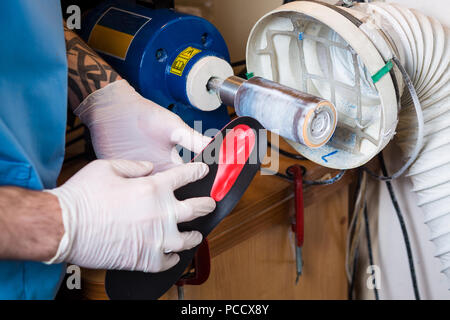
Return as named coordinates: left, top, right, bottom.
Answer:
left=209, top=0, right=283, bottom=62
left=176, top=0, right=284, bottom=62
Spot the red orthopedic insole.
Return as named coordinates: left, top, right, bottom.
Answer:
left=210, top=124, right=256, bottom=201
left=105, top=117, right=266, bottom=300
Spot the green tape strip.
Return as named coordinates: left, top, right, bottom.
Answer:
left=245, top=72, right=254, bottom=80
left=371, top=60, right=393, bottom=83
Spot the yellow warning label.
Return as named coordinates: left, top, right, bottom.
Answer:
left=170, top=47, right=202, bottom=76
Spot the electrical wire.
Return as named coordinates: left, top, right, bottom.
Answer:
left=353, top=154, right=421, bottom=299
left=259, top=168, right=292, bottom=182
left=268, top=141, right=306, bottom=160
left=378, top=152, right=421, bottom=300
left=348, top=247, right=359, bottom=300
left=303, top=169, right=345, bottom=186
left=363, top=202, right=379, bottom=300
left=260, top=166, right=346, bottom=186
left=347, top=168, right=363, bottom=299
left=346, top=170, right=367, bottom=283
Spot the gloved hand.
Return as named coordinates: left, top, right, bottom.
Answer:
left=75, top=79, right=211, bottom=172
left=45, top=159, right=215, bottom=273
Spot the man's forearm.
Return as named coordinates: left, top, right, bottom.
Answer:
left=0, top=187, right=63, bottom=261
left=64, top=25, right=121, bottom=111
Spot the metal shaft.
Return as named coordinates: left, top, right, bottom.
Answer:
left=207, top=76, right=244, bottom=107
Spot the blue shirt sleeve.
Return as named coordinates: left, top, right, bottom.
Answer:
left=0, top=0, right=68, bottom=299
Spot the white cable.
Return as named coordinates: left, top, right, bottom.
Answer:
left=346, top=171, right=367, bottom=282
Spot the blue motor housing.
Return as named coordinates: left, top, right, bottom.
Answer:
left=80, top=0, right=231, bottom=133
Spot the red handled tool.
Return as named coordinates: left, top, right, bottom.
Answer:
left=287, top=165, right=305, bottom=284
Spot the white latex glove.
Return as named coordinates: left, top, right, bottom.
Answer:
left=45, top=159, right=215, bottom=273
left=75, top=79, right=211, bottom=172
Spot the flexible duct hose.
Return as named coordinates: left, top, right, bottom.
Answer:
left=362, top=2, right=450, bottom=287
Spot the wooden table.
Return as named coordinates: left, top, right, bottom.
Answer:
left=60, top=130, right=353, bottom=300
